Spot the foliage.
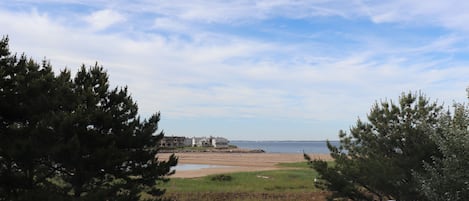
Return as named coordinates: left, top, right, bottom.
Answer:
left=0, top=36, right=65, bottom=200
left=306, top=92, right=443, bottom=201
left=0, top=36, right=177, bottom=201
left=211, top=174, right=233, bottom=182
left=414, top=95, right=469, bottom=201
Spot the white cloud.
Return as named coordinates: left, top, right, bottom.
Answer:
left=85, top=9, right=125, bottom=30
left=72, top=0, right=357, bottom=24
left=153, top=17, right=188, bottom=32
left=2, top=1, right=469, bottom=140
left=7, top=1, right=469, bottom=33
left=361, top=0, right=469, bottom=31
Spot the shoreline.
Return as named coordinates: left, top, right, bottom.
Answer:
left=159, top=147, right=266, bottom=153
left=158, top=152, right=331, bottom=178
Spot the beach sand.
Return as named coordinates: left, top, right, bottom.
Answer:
left=158, top=152, right=332, bottom=178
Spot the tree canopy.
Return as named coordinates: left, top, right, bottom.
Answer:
left=414, top=92, right=469, bottom=201
left=0, top=36, right=177, bottom=201
left=307, top=92, right=444, bottom=201
left=308, top=90, right=469, bottom=201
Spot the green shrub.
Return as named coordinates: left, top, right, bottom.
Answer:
left=211, top=174, right=233, bottom=182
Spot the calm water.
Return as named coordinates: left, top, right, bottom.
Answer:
left=173, top=141, right=339, bottom=171
left=230, top=140, right=339, bottom=154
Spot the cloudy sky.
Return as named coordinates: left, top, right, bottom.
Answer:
left=1, top=1, right=468, bottom=140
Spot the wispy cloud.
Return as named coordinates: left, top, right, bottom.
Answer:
left=1, top=1, right=469, bottom=140
left=361, top=1, right=469, bottom=31
left=85, top=9, right=125, bottom=30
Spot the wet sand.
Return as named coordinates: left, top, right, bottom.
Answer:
left=158, top=152, right=332, bottom=178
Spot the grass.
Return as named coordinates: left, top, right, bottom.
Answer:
left=162, top=162, right=319, bottom=193
left=277, top=160, right=335, bottom=168
left=162, top=192, right=329, bottom=201
left=159, top=162, right=329, bottom=201
left=276, top=161, right=311, bottom=169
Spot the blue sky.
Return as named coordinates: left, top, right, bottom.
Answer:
left=1, top=1, right=469, bottom=140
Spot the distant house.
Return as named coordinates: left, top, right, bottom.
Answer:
left=191, top=137, right=210, bottom=147
left=211, top=137, right=229, bottom=148
left=159, top=136, right=186, bottom=148
left=183, top=138, right=192, bottom=147
left=191, top=136, right=229, bottom=148
left=160, top=136, right=230, bottom=148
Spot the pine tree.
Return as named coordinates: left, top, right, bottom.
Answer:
left=307, top=92, right=443, bottom=201
left=52, top=65, right=177, bottom=200
left=0, top=36, right=177, bottom=201
left=0, top=36, right=65, bottom=200
left=415, top=94, right=469, bottom=201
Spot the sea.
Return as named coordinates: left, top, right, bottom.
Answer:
left=230, top=140, right=339, bottom=154
left=172, top=141, right=339, bottom=171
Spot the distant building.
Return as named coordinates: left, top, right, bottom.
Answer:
left=191, top=136, right=229, bottom=148
left=191, top=137, right=211, bottom=147
left=183, top=138, right=192, bottom=147
left=160, top=136, right=230, bottom=148
left=211, top=137, right=229, bottom=148
left=159, top=136, right=186, bottom=148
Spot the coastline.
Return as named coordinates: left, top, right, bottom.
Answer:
left=159, top=147, right=266, bottom=153
left=158, top=152, right=332, bottom=178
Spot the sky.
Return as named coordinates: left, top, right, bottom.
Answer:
left=1, top=1, right=469, bottom=140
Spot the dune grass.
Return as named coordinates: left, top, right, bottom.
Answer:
left=276, top=161, right=311, bottom=169
left=162, top=191, right=329, bottom=201
left=156, top=162, right=328, bottom=200
left=162, top=162, right=319, bottom=193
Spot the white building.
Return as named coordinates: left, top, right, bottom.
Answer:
left=191, top=136, right=229, bottom=148
left=191, top=137, right=210, bottom=147
left=211, top=137, right=229, bottom=148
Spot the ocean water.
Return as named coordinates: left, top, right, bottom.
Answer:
left=230, top=140, right=339, bottom=154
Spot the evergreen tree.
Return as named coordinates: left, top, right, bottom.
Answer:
left=53, top=65, right=177, bottom=200
left=0, top=36, right=177, bottom=201
left=0, top=36, right=65, bottom=200
left=306, top=92, right=443, bottom=201
left=414, top=92, right=469, bottom=201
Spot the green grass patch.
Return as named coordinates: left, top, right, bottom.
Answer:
left=277, top=159, right=336, bottom=168
left=276, top=161, right=311, bottom=169
left=159, top=161, right=334, bottom=200
left=163, top=192, right=329, bottom=201
left=163, top=168, right=319, bottom=193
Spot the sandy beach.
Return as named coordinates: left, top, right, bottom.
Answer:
left=158, top=152, right=332, bottom=178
